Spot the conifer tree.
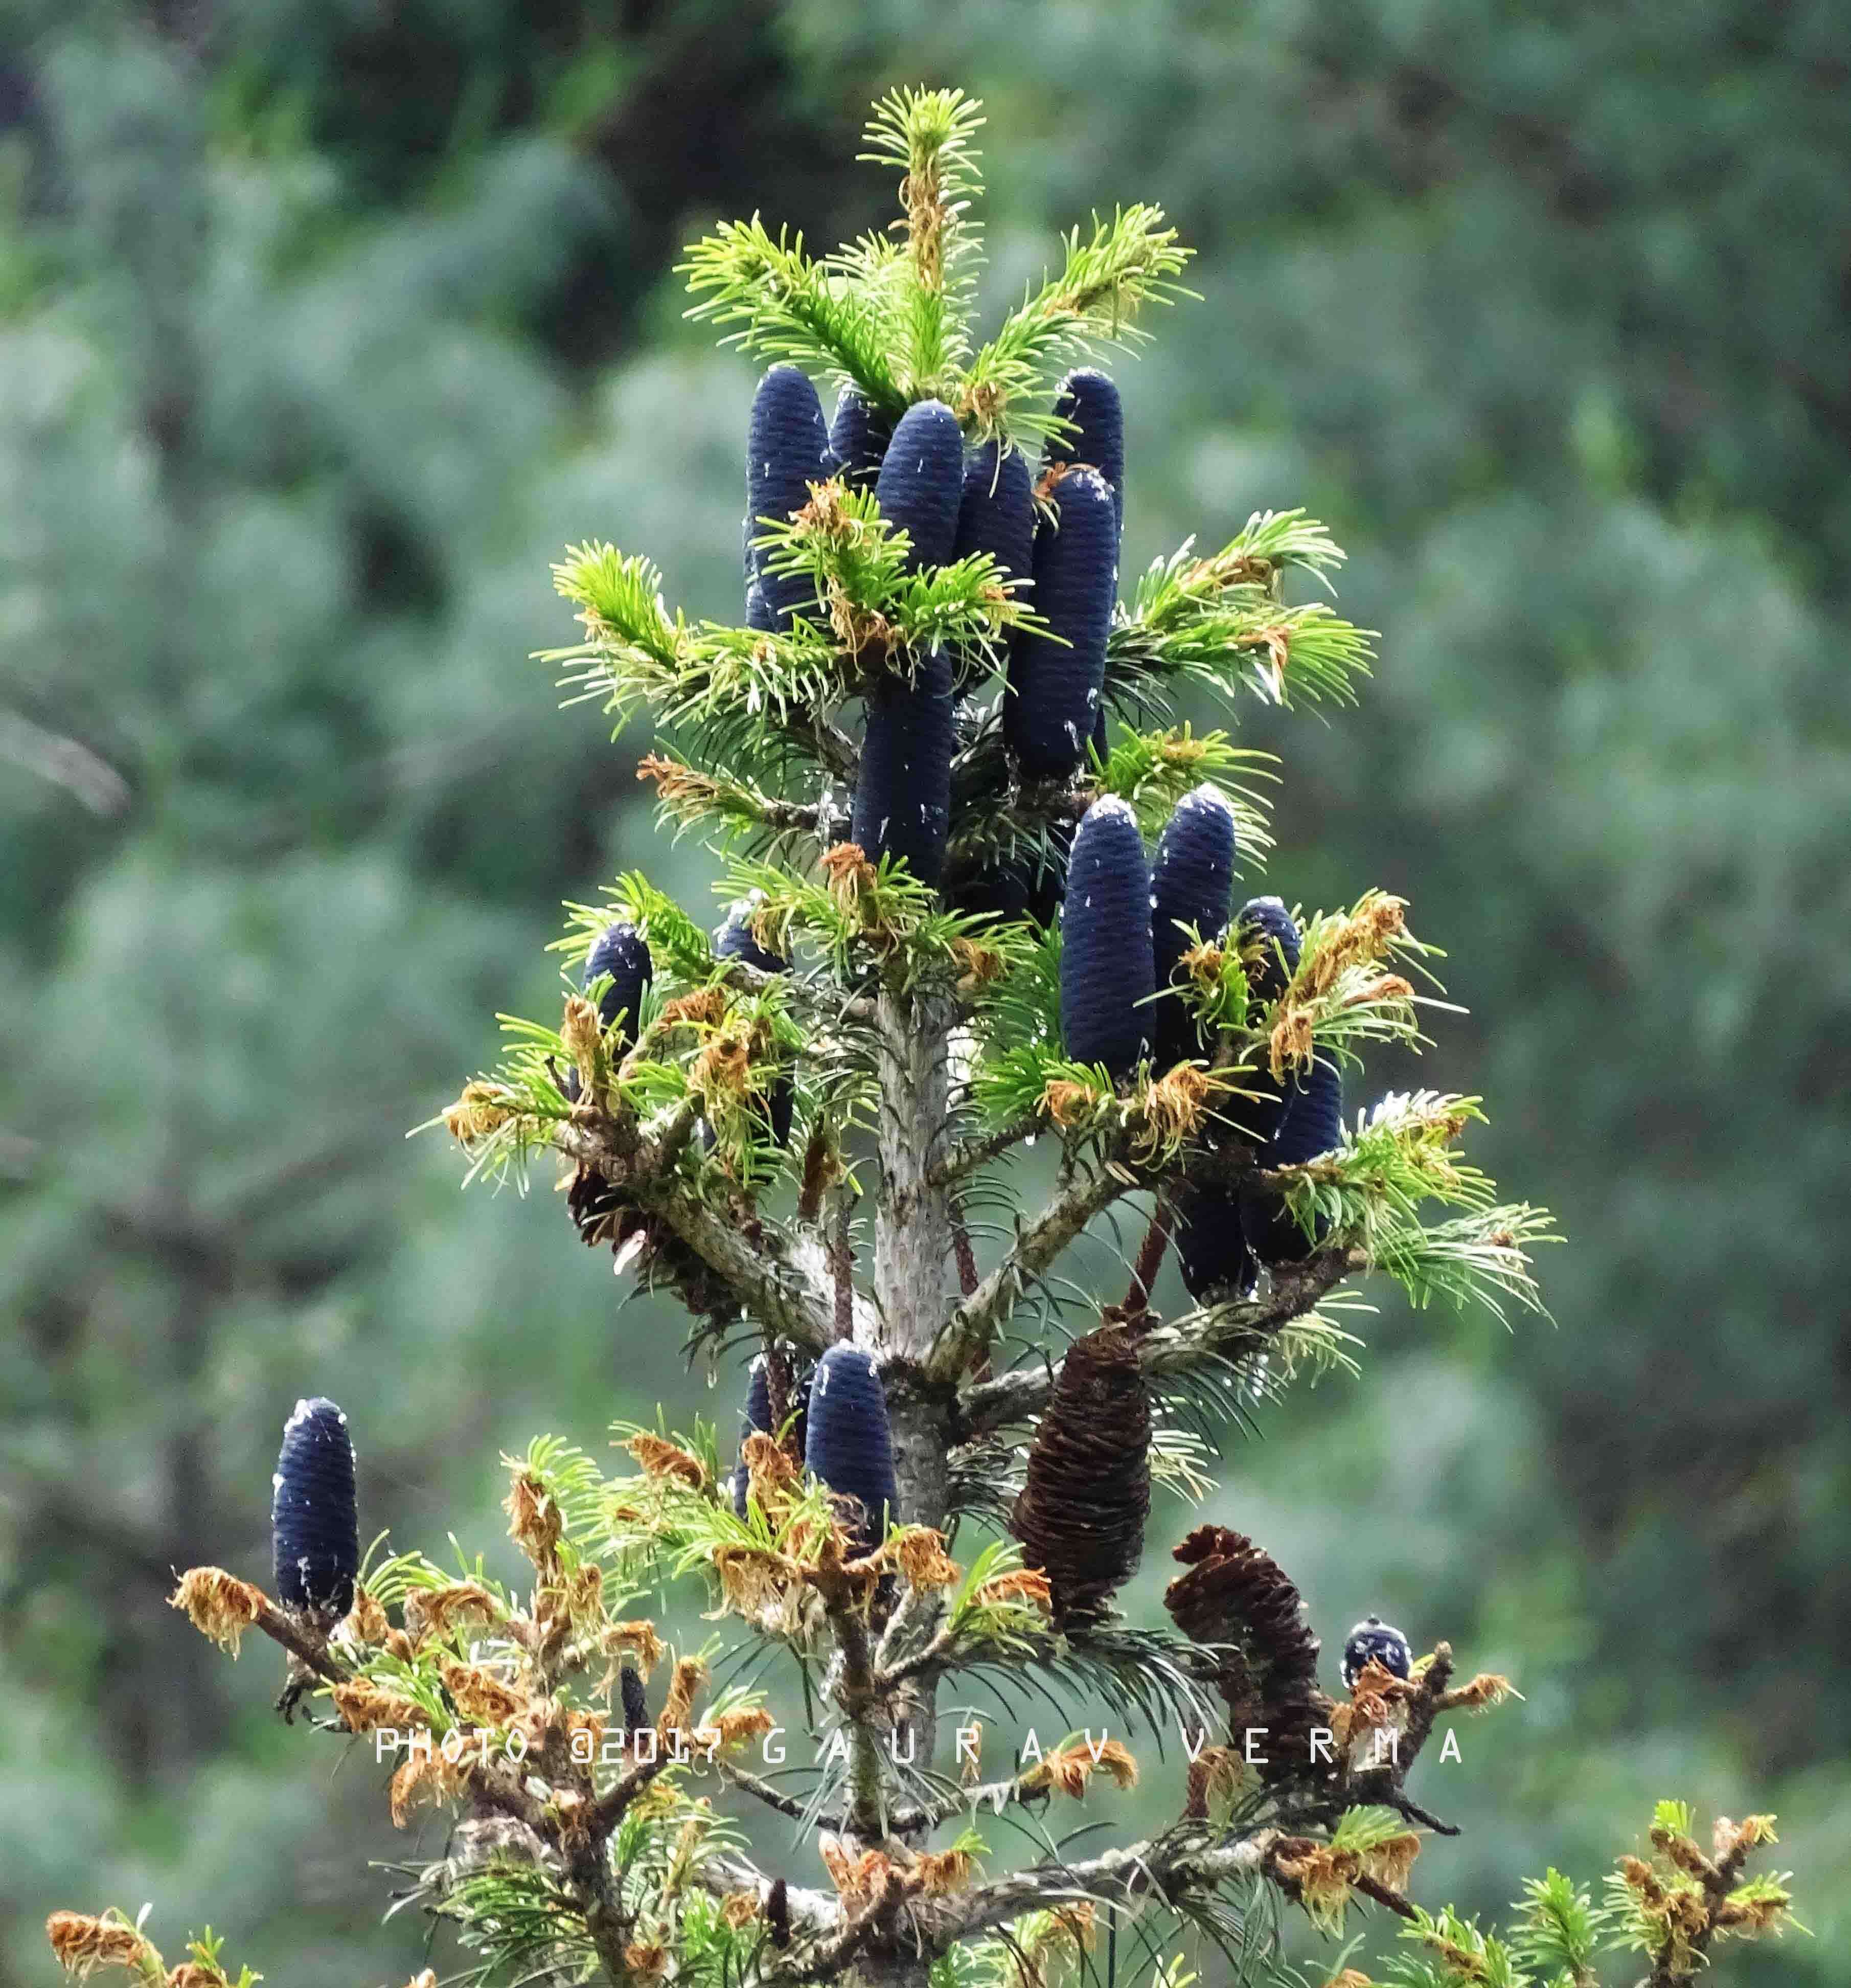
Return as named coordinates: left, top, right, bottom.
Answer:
left=59, top=87, right=1801, bottom=1988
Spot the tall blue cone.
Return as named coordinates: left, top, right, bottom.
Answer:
left=272, top=1397, right=359, bottom=1617
left=1006, top=467, right=1117, bottom=779
left=1225, top=896, right=1301, bottom=1147
left=949, top=440, right=1036, bottom=689
left=1045, top=370, right=1125, bottom=765
left=830, top=385, right=894, bottom=493
left=1171, top=1181, right=1259, bottom=1304
left=873, top=400, right=964, bottom=572
left=804, top=1345, right=900, bottom=1548
left=564, top=921, right=652, bottom=1104
left=1241, top=1050, right=1344, bottom=1265
left=1044, top=369, right=1126, bottom=539
left=1151, top=785, right=1239, bottom=1069
left=1059, top=797, right=1154, bottom=1079
left=731, top=1356, right=774, bottom=1517
left=746, top=366, right=834, bottom=628
left=1176, top=894, right=1299, bottom=1294
left=852, top=645, right=955, bottom=889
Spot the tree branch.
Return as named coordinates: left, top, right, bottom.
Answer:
left=924, top=1114, right=1040, bottom=1193
left=644, top=1190, right=857, bottom=1352
left=928, top=1149, right=1143, bottom=1381
left=916, top=1828, right=1274, bottom=1946
left=956, top=1245, right=1360, bottom=1433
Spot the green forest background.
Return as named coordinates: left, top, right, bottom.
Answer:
left=2, top=3, right=1846, bottom=1982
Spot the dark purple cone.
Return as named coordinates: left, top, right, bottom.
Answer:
left=1151, top=784, right=1239, bottom=1069
left=1059, top=798, right=1154, bottom=1079
left=1223, top=896, right=1302, bottom=1148
left=851, top=645, right=954, bottom=889
left=1006, top=466, right=1117, bottom=779
left=830, top=385, right=894, bottom=492
left=621, top=1663, right=649, bottom=1734
left=1241, top=1051, right=1344, bottom=1264
left=730, top=1354, right=773, bottom=1516
left=732, top=1352, right=809, bottom=1515
left=1170, top=1181, right=1258, bottom=1305
left=1342, top=1616, right=1413, bottom=1690
left=949, top=440, right=1035, bottom=689
left=804, top=1345, right=900, bottom=1548
left=715, top=904, right=793, bottom=1146
left=585, top=921, right=653, bottom=1044
left=747, top=366, right=833, bottom=628
left=1044, top=369, right=1126, bottom=540
left=1238, top=895, right=1302, bottom=1005
left=564, top=922, right=651, bottom=1106
left=714, top=900, right=789, bottom=978
left=874, top=400, right=964, bottom=572
left=272, top=1397, right=358, bottom=1616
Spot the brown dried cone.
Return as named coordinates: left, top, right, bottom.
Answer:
left=1164, top=1525, right=1329, bottom=1783
left=1010, top=1322, right=1151, bottom=1624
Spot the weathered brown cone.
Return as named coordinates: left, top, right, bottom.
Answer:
left=1164, top=1525, right=1327, bottom=1780
left=1010, top=1323, right=1150, bottom=1624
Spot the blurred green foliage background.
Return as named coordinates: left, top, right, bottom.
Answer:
left=1, top=3, right=1846, bottom=1981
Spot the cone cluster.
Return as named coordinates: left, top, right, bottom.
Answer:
left=742, top=365, right=1137, bottom=911
left=271, top=1396, right=359, bottom=1617
left=1010, top=1322, right=1151, bottom=1623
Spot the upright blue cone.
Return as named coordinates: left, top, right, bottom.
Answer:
left=1151, top=785, right=1238, bottom=1069
left=1007, top=467, right=1117, bottom=779
left=272, top=1397, right=359, bottom=1617
left=804, top=1345, right=900, bottom=1549
left=746, top=366, right=834, bottom=627
left=1059, top=797, right=1155, bottom=1079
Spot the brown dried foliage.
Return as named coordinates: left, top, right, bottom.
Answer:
left=505, top=1471, right=562, bottom=1564
left=625, top=1432, right=708, bottom=1490
left=168, top=1569, right=264, bottom=1657
left=332, top=1679, right=426, bottom=1735
left=444, top=1080, right=517, bottom=1144
left=1021, top=1736, right=1139, bottom=1799
left=45, top=1914, right=154, bottom=1981
left=657, top=1655, right=709, bottom=1742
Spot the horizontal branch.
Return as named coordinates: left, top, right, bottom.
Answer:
left=694, top=1848, right=838, bottom=1944
left=918, top=1827, right=1274, bottom=1946
left=559, top=1109, right=869, bottom=1351
left=957, top=1245, right=1360, bottom=1433
left=924, top=1114, right=1040, bottom=1193
left=642, top=1191, right=859, bottom=1352
left=253, top=1596, right=352, bottom=1685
